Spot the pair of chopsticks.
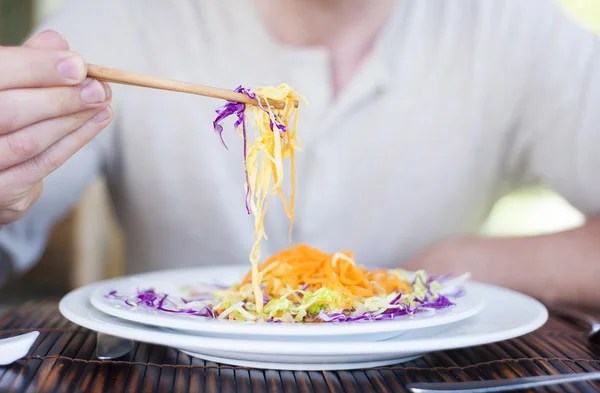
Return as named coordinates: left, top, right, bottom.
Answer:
left=87, top=64, right=297, bottom=109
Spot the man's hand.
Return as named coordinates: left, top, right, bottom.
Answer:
left=0, top=30, right=112, bottom=225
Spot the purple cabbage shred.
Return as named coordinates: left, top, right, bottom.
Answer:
left=212, top=85, right=289, bottom=214
left=106, top=288, right=214, bottom=318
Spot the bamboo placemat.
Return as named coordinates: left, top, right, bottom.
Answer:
left=1, top=301, right=600, bottom=393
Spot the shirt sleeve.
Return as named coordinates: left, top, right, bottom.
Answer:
left=0, top=0, right=134, bottom=276
left=507, top=0, right=600, bottom=216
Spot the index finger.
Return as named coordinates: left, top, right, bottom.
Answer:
left=23, top=30, right=70, bottom=50
left=0, top=46, right=87, bottom=90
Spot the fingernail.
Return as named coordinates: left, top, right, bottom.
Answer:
left=81, top=80, right=107, bottom=104
left=57, top=55, right=85, bottom=81
left=92, top=108, right=112, bottom=123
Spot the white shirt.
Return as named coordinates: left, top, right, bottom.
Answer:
left=1, top=0, right=600, bottom=276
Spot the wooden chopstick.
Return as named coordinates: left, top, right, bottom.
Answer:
left=87, top=64, right=295, bottom=109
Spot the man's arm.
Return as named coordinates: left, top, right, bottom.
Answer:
left=405, top=216, right=600, bottom=307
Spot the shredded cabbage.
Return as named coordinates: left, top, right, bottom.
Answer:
left=105, top=268, right=467, bottom=323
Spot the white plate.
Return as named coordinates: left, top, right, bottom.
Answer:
left=179, top=350, right=424, bottom=371
left=60, top=280, right=547, bottom=370
left=89, top=266, right=484, bottom=341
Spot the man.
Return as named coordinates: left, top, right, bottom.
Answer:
left=0, top=0, right=599, bottom=306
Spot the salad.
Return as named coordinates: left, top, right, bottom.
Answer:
left=106, top=244, right=466, bottom=323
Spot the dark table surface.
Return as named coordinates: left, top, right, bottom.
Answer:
left=1, top=300, right=600, bottom=393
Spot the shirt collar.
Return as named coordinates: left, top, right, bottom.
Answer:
left=223, top=0, right=405, bottom=142
left=228, top=0, right=404, bottom=87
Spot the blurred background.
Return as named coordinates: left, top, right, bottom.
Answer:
left=0, top=0, right=597, bottom=298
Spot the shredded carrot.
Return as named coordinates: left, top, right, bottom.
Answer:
left=241, top=244, right=413, bottom=308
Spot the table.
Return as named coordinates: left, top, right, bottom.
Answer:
left=1, top=301, right=599, bottom=393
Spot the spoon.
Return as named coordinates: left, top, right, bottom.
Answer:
left=0, top=331, right=39, bottom=365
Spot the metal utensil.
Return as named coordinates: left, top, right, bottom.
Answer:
left=0, top=331, right=39, bottom=365
left=407, top=372, right=600, bottom=393
left=96, top=333, right=134, bottom=360
left=552, top=307, right=600, bottom=341
left=408, top=308, right=600, bottom=392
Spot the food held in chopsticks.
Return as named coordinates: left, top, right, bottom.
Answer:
left=106, top=244, right=467, bottom=323
left=213, top=84, right=305, bottom=313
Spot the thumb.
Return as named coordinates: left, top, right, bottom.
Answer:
left=23, top=30, right=70, bottom=50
